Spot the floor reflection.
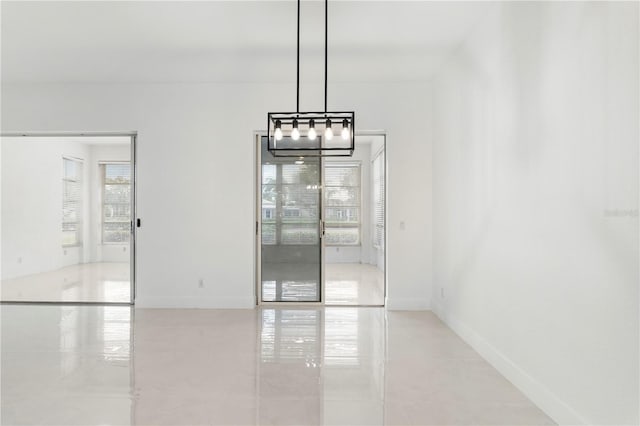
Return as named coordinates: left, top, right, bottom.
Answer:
left=261, top=263, right=320, bottom=302
left=325, top=263, right=384, bottom=306
left=258, top=308, right=385, bottom=425
left=1, top=262, right=131, bottom=303
left=1, top=305, right=133, bottom=425
left=1, top=305, right=554, bottom=426
left=261, top=263, right=385, bottom=305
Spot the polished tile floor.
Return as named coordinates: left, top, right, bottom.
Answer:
left=261, top=263, right=384, bottom=305
left=1, top=262, right=130, bottom=303
left=325, top=263, right=384, bottom=305
left=1, top=305, right=554, bottom=425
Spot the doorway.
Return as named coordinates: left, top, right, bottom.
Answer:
left=0, top=133, right=137, bottom=304
left=255, top=133, right=386, bottom=306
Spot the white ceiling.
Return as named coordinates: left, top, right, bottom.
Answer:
left=1, top=1, right=490, bottom=83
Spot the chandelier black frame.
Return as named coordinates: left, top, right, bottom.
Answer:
left=266, top=0, right=355, bottom=157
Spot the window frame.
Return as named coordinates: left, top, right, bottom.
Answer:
left=101, top=161, right=132, bottom=245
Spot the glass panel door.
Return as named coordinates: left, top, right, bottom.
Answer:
left=260, top=137, right=322, bottom=302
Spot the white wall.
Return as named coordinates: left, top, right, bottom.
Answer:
left=432, top=2, right=638, bottom=425
left=1, top=81, right=433, bottom=309
left=1, top=138, right=91, bottom=279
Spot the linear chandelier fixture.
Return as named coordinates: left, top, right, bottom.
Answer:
left=267, top=0, right=355, bottom=157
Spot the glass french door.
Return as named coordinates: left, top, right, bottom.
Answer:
left=259, top=136, right=323, bottom=302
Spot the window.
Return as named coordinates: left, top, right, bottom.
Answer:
left=62, top=157, right=83, bottom=247
left=324, top=162, right=361, bottom=245
left=373, top=150, right=385, bottom=249
left=261, top=162, right=320, bottom=245
left=102, top=163, right=131, bottom=243
left=280, top=164, right=319, bottom=245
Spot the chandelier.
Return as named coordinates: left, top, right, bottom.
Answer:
left=266, top=0, right=355, bottom=157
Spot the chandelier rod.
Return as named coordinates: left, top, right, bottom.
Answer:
left=324, top=0, right=328, bottom=113
left=295, top=0, right=329, bottom=114
left=296, top=0, right=300, bottom=113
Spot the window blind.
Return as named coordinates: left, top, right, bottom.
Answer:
left=261, top=163, right=320, bottom=245
left=373, top=151, right=385, bottom=249
left=62, top=157, right=83, bottom=246
left=102, top=163, right=131, bottom=243
left=324, top=162, right=361, bottom=246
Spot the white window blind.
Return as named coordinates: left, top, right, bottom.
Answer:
left=261, top=163, right=320, bottom=245
left=324, top=162, right=361, bottom=245
left=62, top=157, right=83, bottom=247
left=280, top=164, right=320, bottom=245
left=102, top=163, right=131, bottom=243
left=373, top=151, right=385, bottom=249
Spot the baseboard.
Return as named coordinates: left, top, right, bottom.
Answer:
left=439, top=308, right=587, bottom=425
left=134, top=296, right=255, bottom=309
left=385, top=297, right=430, bottom=311
left=431, top=299, right=445, bottom=318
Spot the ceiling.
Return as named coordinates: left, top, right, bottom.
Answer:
left=1, top=1, right=490, bottom=83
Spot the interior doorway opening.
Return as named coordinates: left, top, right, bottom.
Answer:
left=255, top=133, right=386, bottom=306
left=1, top=133, right=137, bottom=304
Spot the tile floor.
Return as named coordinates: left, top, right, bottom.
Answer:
left=261, top=263, right=384, bottom=305
left=325, top=263, right=384, bottom=305
left=1, top=262, right=130, bottom=303
left=1, top=305, right=554, bottom=425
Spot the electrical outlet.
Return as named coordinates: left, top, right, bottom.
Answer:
left=198, top=279, right=204, bottom=288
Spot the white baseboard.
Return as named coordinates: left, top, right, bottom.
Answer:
left=385, top=297, right=430, bottom=310
left=431, top=299, right=445, bottom=318
left=436, top=307, right=587, bottom=425
left=134, top=296, right=255, bottom=309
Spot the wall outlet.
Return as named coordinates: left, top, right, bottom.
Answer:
left=198, top=279, right=204, bottom=288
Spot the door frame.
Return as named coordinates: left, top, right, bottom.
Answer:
left=254, top=132, right=325, bottom=307
left=0, top=131, right=138, bottom=306
left=254, top=131, right=387, bottom=307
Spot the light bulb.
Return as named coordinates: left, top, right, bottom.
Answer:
left=325, top=119, right=333, bottom=141
left=341, top=119, right=349, bottom=140
left=274, top=120, right=283, bottom=141
left=291, top=119, right=300, bottom=141
left=308, top=119, right=317, bottom=140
